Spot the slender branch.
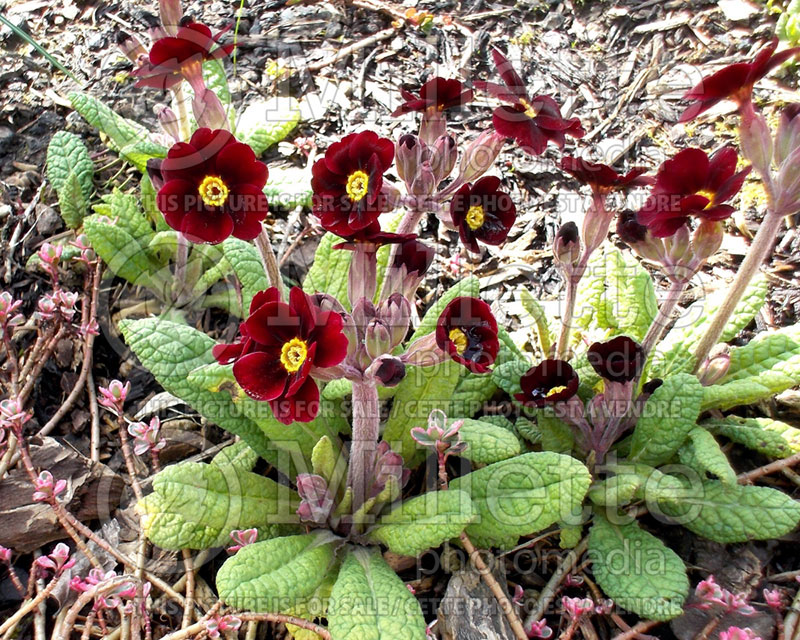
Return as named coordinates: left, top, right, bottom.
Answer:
left=57, top=578, right=133, bottom=640
left=115, top=415, right=144, bottom=502
left=87, top=370, right=100, bottom=463
left=0, top=574, right=62, bottom=636
left=611, top=620, right=662, bottom=640
left=737, top=450, right=800, bottom=483
left=181, top=550, right=195, bottom=629
left=38, top=265, right=103, bottom=438
left=377, top=208, right=425, bottom=302
left=555, top=277, right=579, bottom=360
left=691, top=208, right=785, bottom=372
left=19, top=326, right=67, bottom=402
left=524, top=537, right=589, bottom=627
left=459, top=532, right=528, bottom=640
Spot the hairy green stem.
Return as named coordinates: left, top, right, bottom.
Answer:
left=347, top=381, right=380, bottom=513
left=378, top=208, right=425, bottom=302
left=254, top=225, right=284, bottom=298
left=641, top=277, right=688, bottom=358
left=691, top=208, right=784, bottom=372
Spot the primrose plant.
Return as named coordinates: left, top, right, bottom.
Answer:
left=44, top=5, right=800, bottom=635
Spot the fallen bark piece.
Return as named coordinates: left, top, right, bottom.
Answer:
left=438, top=565, right=515, bottom=639
left=0, top=436, right=124, bottom=552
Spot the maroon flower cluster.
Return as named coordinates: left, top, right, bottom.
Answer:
left=392, top=77, right=473, bottom=116
left=213, top=287, right=349, bottom=424
left=450, top=176, right=517, bottom=253
left=559, top=157, right=653, bottom=194
left=311, top=131, right=398, bottom=241
left=515, top=359, right=579, bottom=408
left=636, top=147, right=751, bottom=237
left=132, top=21, right=234, bottom=91
left=680, top=38, right=800, bottom=123
left=475, top=48, right=585, bottom=156
left=436, top=297, right=499, bottom=373
left=155, top=128, right=269, bottom=244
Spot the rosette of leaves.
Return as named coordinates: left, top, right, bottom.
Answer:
left=120, top=271, right=593, bottom=637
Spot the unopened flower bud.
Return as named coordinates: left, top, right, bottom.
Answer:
left=192, top=88, right=229, bottom=131
left=739, top=105, right=772, bottom=178
left=553, top=222, right=580, bottom=267
left=410, top=161, right=436, bottom=196
left=458, top=130, right=505, bottom=183
left=295, top=474, right=334, bottom=524
left=146, top=158, right=165, bottom=191
left=396, top=134, right=423, bottom=185
left=369, top=355, right=406, bottom=387
left=665, top=223, right=691, bottom=264
left=380, top=181, right=402, bottom=210
left=430, top=134, right=457, bottom=183
left=776, top=104, right=800, bottom=166
left=116, top=31, right=147, bottom=63
left=155, top=104, right=181, bottom=142
left=697, top=348, right=730, bottom=386
left=379, top=293, right=411, bottom=347
left=616, top=211, right=665, bottom=263
left=691, top=219, right=724, bottom=263
left=365, top=319, right=392, bottom=359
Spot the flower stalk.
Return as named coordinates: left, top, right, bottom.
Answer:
left=347, top=380, right=381, bottom=513
left=254, top=226, right=284, bottom=298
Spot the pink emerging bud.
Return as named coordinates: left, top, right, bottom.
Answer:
left=719, top=627, right=761, bottom=640
left=763, top=588, right=783, bottom=610
left=128, top=417, right=166, bottom=456
left=525, top=619, right=554, bottom=639
left=0, top=546, right=11, bottom=563
left=410, top=410, right=467, bottom=458
left=98, top=380, right=131, bottom=414
left=228, top=528, right=258, bottom=554
left=561, top=596, right=594, bottom=618
left=32, top=470, right=67, bottom=502
left=204, top=614, right=242, bottom=639
left=35, top=542, right=75, bottom=575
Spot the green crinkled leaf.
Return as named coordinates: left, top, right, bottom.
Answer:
left=589, top=516, right=688, bottom=621
left=120, top=318, right=291, bottom=474
left=574, top=246, right=657, bottom=341
left=449, top=452, right=591, bottom=549
left=302, top=233, right=352, bottom=309
left=778, top=0, right=800, bottom=44
left=139, top=458, right=299, bottom=549
left=211, top=440, right=260, bottom=473
left=68, top=92, right=166, bottom=171
left=57, top=172, right=88, bottom=229
left=701, top=323, right=800, bottom=411
left=538, top=412, right=575, bottom=454
left=83, top=214, right=160, bottom=288
left=491, top=359, right=529, bottom=397
left=382, top=361, right=462, bottom=467
left=458, top=419, right=521, bottom=464
left=515, top=416, right=541, bottom=445
left=187, top=361, right=328, bottom=469
left=519, top=288, right=552, bottom=354
left=217, top=533, right=336, bottom=612
left=47, top=131, right=93, bottom=210
left=328, top=548, right=426, bottom=640
left=653, top=275, right=768, bottom=378
left=559, top=523, right=582, bottom=549
left=629, top=374, right=703, bottom=466
left=237, top=97, right=301, bottom=155
left=657, top=480, right=800, bottom=543
left=367, top=490, right=475, bottom=556
left=222, top=237, right=269, bottom=312
left=703, top=416, right=800, bottom=459
left=588, top=464, right=688, bottom=507
left=264, top=166, right=313, bottom=209
left=406, top=276, right=481, bottom=344
left=678, top=428, right=736, bottom=485
left=93, top=190, right=155, bottom=243
left=445, top=369, right=496, bottom=419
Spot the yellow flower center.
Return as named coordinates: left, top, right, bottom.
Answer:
left=448, top=328, right=469, bottom=355
left=546, top=385, right=567, bottom=397
left=345, top=170, right=370, bottom=202
left=697, top=189, right=715, bottom=209
left=519, top=98, right=539, bottom=119
left=198, top=175, right=229, bottom=207
left=465, top=205, right=485, bottom=231
left=280, top=337, right=309, bottom=373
